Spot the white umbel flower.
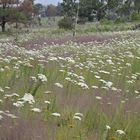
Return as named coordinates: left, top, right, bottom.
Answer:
left=51, top=112, right=61, bottom=117
left=74, top=113, right=83, bottom=117
left=21, top=93, right=35, bottom=104
left=31, top=108, right=41, bottom=113
left=96, top=96, right=102, bottom=100
left=77, top=82, right=89, bottom=89
left=106, top=125, right=111, bottom=130
left=44, top=100, right=51, bottom=104
left=37, top=74, right=47, bottom=82
left=73, top=112, right=83, bottom=121
left=116, top=130, right=125, bottom=135
left=13, top=101, right=24, bottom=108
left=54, top=83, right=63, bottom=88
left=106, top=81, right=113, bottom=88
left=73, top=116, right=82, bottom=121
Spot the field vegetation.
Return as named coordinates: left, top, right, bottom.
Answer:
left=0, top=30, right=140, bottom=140
left=0, top=0, right=140, bottom=140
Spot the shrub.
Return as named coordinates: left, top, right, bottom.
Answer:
left=58, top=17, right=73, bottom=30
left=114, top=17, right=126, bottom=24
left=131, top=12, right=140, bottom=21
left=77, top=17, right=88, bottom=24
left=100, top=18, right=112, bottom=25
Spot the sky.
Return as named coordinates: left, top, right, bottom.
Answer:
left=35, top=0, right=62, bottom=5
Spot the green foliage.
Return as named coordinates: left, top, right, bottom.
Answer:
left=61, top=0, right=77, bottom=17
left=134, top=0, right=140, bottom=13
left=79, top=0, right=104, bottom=21
left=34, top=3, right=44, bottom=14
left=131, top=12, right=140, bottom=21
left=46, top=4, right=57, bottom=17
left=100, top=18, right=112, bottom=24
left=58, top=17, right=73, bottom=30
left=114, top=17, right=126, bottom=24
left=77, top=17, right=88, bottom=24
left=0, top=1, right=32, bottom=32
left=107, top=0, right=119, bottom=10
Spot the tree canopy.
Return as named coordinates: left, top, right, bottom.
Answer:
left=0, top=0, right=33, bottom=32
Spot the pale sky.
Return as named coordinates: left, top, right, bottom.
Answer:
left=35, top=0, right=62, bottom=5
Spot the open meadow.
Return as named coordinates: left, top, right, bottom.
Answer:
left=0, top=28, right=140, bottom=140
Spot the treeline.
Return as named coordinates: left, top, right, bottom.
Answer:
left=38, top=0, right=140, bottom=21
left=78, top=0, right=140, bottom=22
left=0, top=0, right=140, bottom=32
left=36, top=0, right=140, bottom=30
left=55, top=0, right=140, bottom=30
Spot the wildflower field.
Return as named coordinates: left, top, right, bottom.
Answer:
left=0, top=31, right=140, bottom=140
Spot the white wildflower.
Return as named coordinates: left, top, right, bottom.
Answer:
left=13, top=101, right=24, bottom=108
left=6, top=113, right=18, bottom=119
left=5, top=93, right=19, bottom=98
left=44, top=91, right=52, bottom=94
left=73, top=116, right=82, bottom=121
left=74, top=113, right=83, bottom=117
left=91, top=86, right=98, bottom=89
left=77, top=82, right=89, bottom=89
left=54, top=83, right=63, bottom=88
left=0, top=100, right=3, bottom=103
left=30, top=76, right=37, bottom=82
left=111, top=87, right=117, bottom=91
left=52, top=112, right=61, bottom=117
left=96, top=96, right=102, bottom=100
left=106, top=125, right=111, bottom=130
left=106, top=59, right=114, bottom=65
left=135, top=90, right=139, bottom=94
left=106, top=81, right=113, bottom=88
left=95, top=75, right=101, bottom=79
left=126, top=63, right=131, bottom=67
left=44, top=100, right=51, bottom=104
left=31, top=108, right=41, bottom=113
left=116, top=130, right=125, bottom=135
left=37, top=74, right=47, bottom=82
left=0, top=87, right=4, bottom=93
left=21, top=93, right=35, bottom=104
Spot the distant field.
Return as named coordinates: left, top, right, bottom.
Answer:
left=0, top=30, right=140, bottom=140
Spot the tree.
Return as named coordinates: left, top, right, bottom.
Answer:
left=61, top=0, right=78, bottom=17
left=79, top=0, right=105, bottom=21
left=117, top=0, right=134, bottom=17
left=0, top=0, right=20, bottom=32
left=134, top=0, right=140, bottom=13
left=56, top=2, right=63, bottom=16
left=34, top=3, right=44, bottom=15
left=46, top=4, right=57, bottom=17
left=0, top=0, right=34, bottom=32
left=19, top=0, right=34, bottom=18
left=107, top=0, right=119, bottom=10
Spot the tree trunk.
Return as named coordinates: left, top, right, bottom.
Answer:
left=1, top=21, right=6, bottom=32
left=1, top=3, right=6, bottom=32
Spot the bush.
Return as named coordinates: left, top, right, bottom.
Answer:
left=114, top=17, right=126, bottom=24
left=131, top=12, right=140, bottom=21
left=100, top=18, right=112, bottom=24
left=58, top=17, right=73, bottom=30
left=77, top=17, right=88, bottom=24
